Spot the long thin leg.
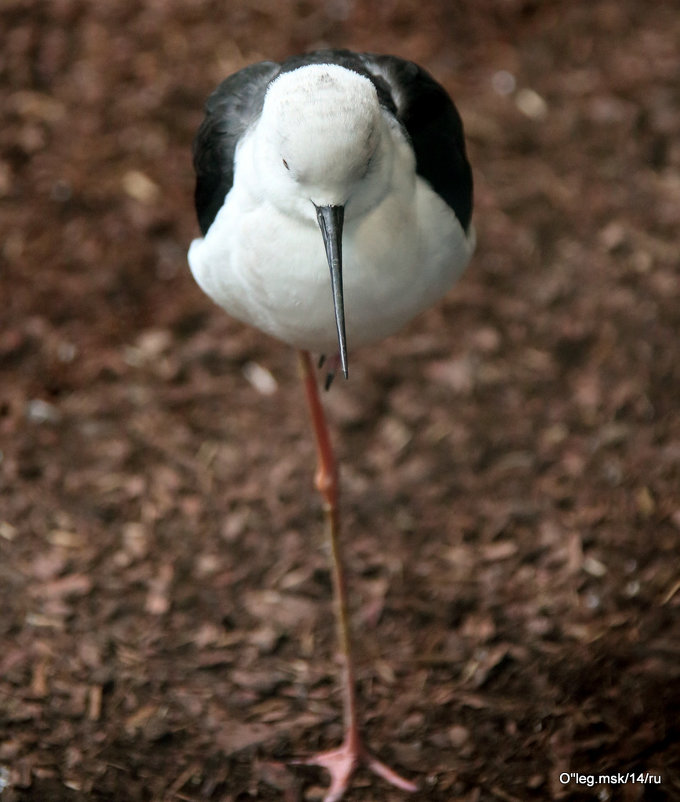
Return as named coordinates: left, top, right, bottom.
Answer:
left=295, top=350, right=418, bottom=802
left=298, top=350, right=358, bottom=743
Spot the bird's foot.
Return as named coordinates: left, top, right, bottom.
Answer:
left=293, top=735, right=418, bottom=802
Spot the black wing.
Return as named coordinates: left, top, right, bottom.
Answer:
left=193, top=61, right=280, bottom=235
left=359, top=53, right=473, bottom=232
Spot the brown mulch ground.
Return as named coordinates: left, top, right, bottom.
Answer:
left=1, top=1, right=679, bottom=800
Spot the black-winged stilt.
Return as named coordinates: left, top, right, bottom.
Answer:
left=189, top=49, right=474, bottom=802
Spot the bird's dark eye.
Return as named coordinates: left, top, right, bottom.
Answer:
left=282, top=158, right=290, bottom=170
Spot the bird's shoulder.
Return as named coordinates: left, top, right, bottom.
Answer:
left=193, top=61, right=281, bottom=235
left=357, top=53, right=473, bottom=231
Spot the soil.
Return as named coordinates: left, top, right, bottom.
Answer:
left=1, top=1, right=679, bottom=800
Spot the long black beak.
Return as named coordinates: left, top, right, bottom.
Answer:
left=315, top=204, right=348, bottom=379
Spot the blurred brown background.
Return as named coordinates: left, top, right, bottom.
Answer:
left=1, top=1, right=678, bottom=800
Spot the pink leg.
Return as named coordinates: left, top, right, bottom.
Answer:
left=295, top=350, right=418, bottom=802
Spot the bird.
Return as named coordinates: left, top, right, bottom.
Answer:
left=188, top=49, right=474, bottom=802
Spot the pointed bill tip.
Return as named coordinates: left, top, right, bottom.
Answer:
left=339, top=348, right=348, bottom=380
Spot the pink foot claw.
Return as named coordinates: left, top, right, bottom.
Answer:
left=293, top=737, right=418, bottom=802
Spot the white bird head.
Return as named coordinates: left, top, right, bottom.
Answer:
left=260, top=64, right=383, bottom=208
left=252, top=64, right=393, bottom=378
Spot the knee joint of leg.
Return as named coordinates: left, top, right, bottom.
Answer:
left=315, top=466, right=338, bottom=501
